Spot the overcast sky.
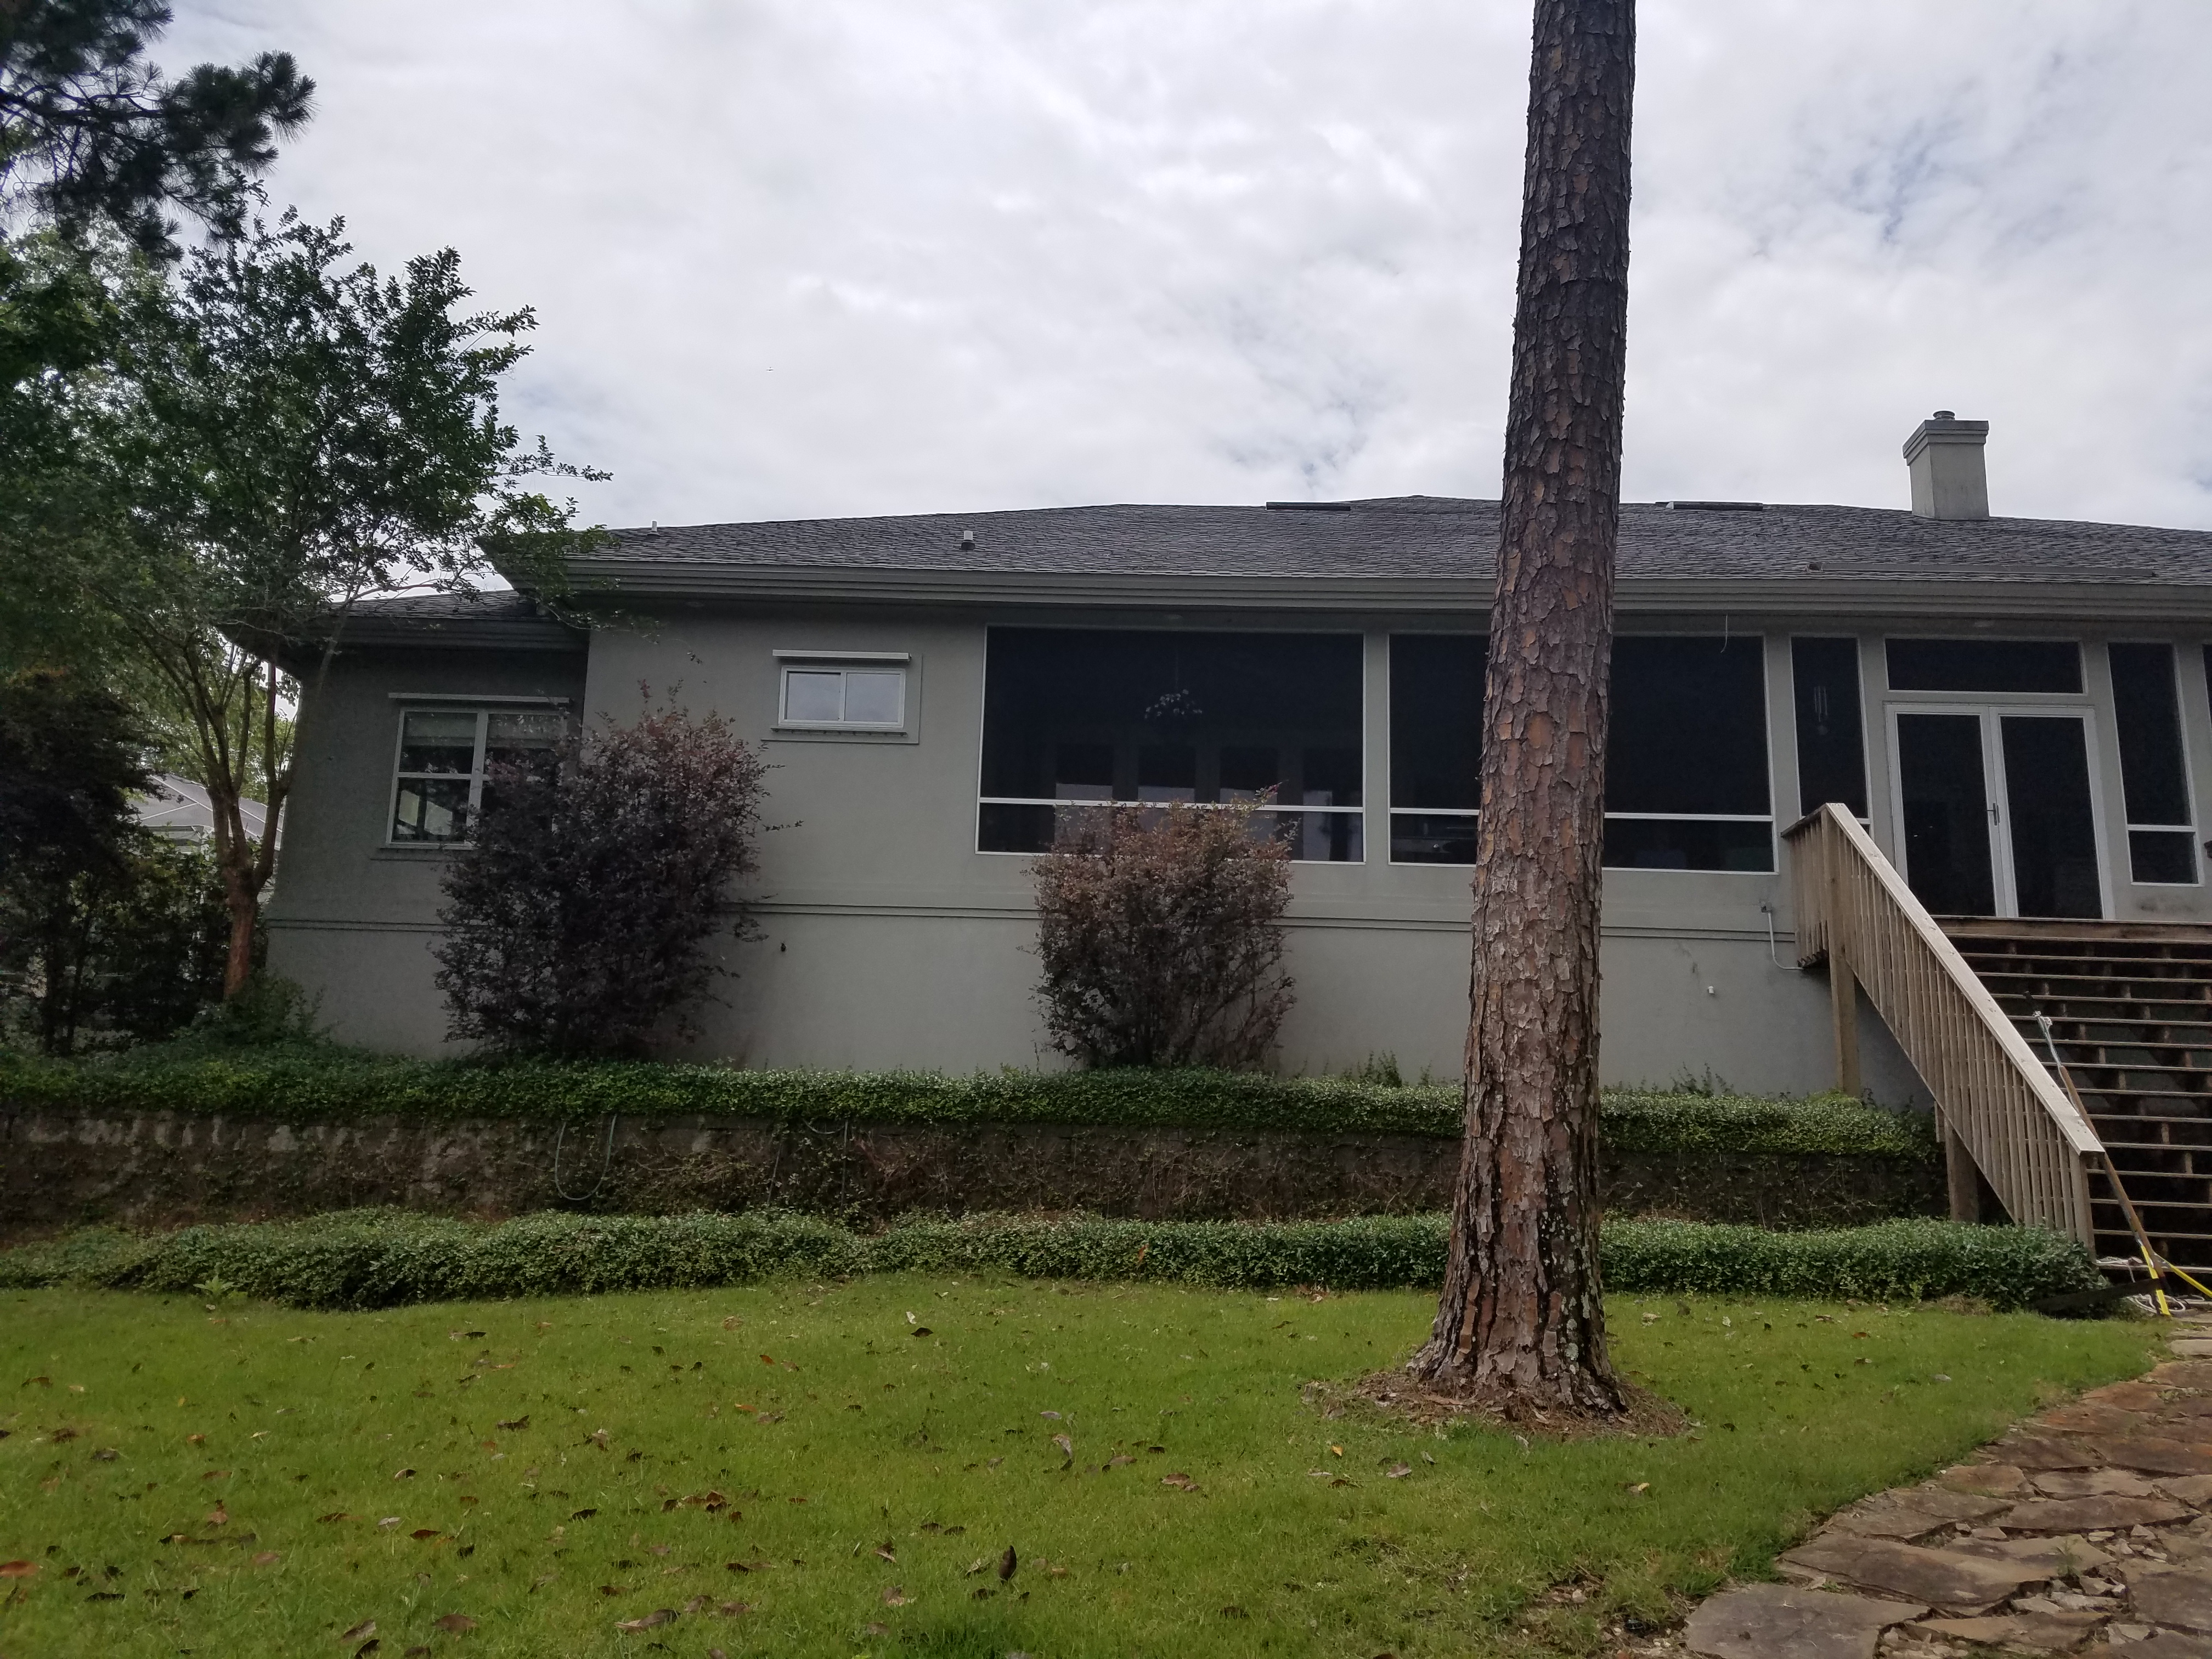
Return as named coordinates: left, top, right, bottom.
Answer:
left=162, top=1, right=2212, bottom=533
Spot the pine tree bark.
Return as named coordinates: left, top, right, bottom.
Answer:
left=1409, top=0, right=1634, bottom=1414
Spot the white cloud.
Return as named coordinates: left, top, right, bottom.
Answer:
left=162, top=0, right=2212, bottom=529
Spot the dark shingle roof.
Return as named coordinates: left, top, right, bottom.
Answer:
left=585, top=496, right=2212, bottom=588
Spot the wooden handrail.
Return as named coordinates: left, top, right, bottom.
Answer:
left=1781, top=803, right=2101, bottom=1246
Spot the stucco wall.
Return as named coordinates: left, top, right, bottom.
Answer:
left=266, top=605, right=2212, bottom=1103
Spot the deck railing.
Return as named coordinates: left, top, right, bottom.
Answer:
left=1781, top=803, right=2101, bottom=1246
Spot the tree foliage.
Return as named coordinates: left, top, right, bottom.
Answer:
left=433, top=703, right=769, bottom=1058
left=0, top=665, right=227, bottom=1052
left=1031, top=804, right=1294, bottom=1070
left=21, top=213, right=602, bottom=996
left=1, top=0, right=313, bottom=252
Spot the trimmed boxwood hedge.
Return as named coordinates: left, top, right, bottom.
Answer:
left=0, top=1048, right=1936, bottom=1159
left=0, top=1210, right=2096, bottom=1312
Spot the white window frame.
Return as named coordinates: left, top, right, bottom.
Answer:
left=386, top=698, right=568, bottom=847
left=772, top=651, right=911, bottom=732
left=2108, top=640, right=2202, bottom=888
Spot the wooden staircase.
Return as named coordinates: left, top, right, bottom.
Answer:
left=1945, top=919, right=2212, bottom=1270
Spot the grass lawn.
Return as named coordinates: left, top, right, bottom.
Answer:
left=0, top=1277, right=2157, bottom=1659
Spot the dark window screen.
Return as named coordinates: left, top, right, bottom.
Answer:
left=2113, top=642, right=2197, bottom=885
left=1791, top=637, right=1867, bottom=818
left=2112, top=644, right=2191, bottom=826
left=979, top=629, right=1363, bottom=857
left=1608, top=637, right=1770, bottom=815
left=1390, top=635, right=1487, bottom=809
left=1886, top=637, right=2082, bottom=693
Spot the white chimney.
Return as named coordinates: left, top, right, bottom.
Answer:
left=1903, top=410, right=1990, bottom=521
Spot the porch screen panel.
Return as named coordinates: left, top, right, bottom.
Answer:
left=2113, top=642, right=2198, bottom=884
left=1389, top=633, right=1487, bottom=863
left=978, top=629, right=1363, bottom=860
left=1605, top=636, right=1773, bottom=871
left=1791, top=636, right=1868, bottom=819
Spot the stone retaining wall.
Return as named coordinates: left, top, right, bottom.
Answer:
left=1, top=1108, right=1945, bottom=1239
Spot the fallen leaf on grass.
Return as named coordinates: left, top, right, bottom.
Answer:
left=205, top=1506, right=228, bottom=1526
left=682, top=1594, right=709, bottom=1613
left=410, top=1530, right=442, bottom=1542
left=615, top=1608, right=676, bottom=1631
left=718, top=1600, right=751, bottom=1615
left=496, top=1417, right=528, bottom=1431
left=529, top=1573, right=556, bottom=1592
left=1329, top=1445, right=1343, bottom=1457
left=378, top=1517, right=401, bottom=1528
left=432, top=1613, right=477, bottom=1633
left=0, top=1562, right=40, bottom=1579
left=599, top=1583, right=629, bottom=1596
left=251, top=1550, right=280, bottom=1566
left=571, top=1508, right=597, bottom=1520
left=911, top=1327, right=932, bottom=1338
left=873, top=1542, right=896, bottom=1562
left=342, top=1618, right=377, bottom=1640
left=1385, top=1464, right=1412, bottom=1479
left=1160, top=1474, right=1197, bottom=1492
left=882, top=1585, right=912, bottom=1606
left=998, top=1546, right=1018, bottom=1582
left=392, top=1468, right=415, bottom=1480
left=352, top=1643, right=380, bottom=1658
left=1051, top=1434, right=1073, bottom=1457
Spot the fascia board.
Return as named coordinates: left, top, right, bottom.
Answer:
left=562, top=558, right=2212, bottom=623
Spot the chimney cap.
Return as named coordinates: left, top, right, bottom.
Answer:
left=1903, top=411, right=1991, bottom=520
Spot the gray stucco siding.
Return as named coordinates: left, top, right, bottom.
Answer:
left=264, top=600, right=2212, bottom=1100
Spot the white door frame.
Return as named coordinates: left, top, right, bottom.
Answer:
left=1886, top=702, right=2114, bottom=921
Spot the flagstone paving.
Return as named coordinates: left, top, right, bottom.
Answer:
left=1633, top=1317, right=2212, bottom=1658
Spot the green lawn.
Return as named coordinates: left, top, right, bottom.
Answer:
left=0, top=1278, right=2156, bottom=1658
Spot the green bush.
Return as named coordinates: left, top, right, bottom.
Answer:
left=0, top=1048, right=1936, bottom=1160
left=0, top=1210, right=2096, bottom=1312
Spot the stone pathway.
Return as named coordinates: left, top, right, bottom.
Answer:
left=1656, top=1316, right=2212, bottom=1658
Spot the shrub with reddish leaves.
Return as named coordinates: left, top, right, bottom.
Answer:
left=1031, top=803, right=1293, bottom=1069
left=433, top=701, right=766, bottom=1056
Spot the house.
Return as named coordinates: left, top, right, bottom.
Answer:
left=264, top=413, right=2212, bottom=1261
left=134, top=774, right=271, bottom=845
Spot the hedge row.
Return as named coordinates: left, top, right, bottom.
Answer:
left=0, top=1210, right=2095, bottom=1311
left=0, top=1048, right=1936, bottom=1159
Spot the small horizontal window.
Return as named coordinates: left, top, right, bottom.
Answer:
left=780, top=665, right=907, bottom=729
left=1885, top=637, right=2082, bottom=694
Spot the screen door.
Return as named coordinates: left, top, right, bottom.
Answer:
left=1891, top=707, right=2106, bottom=919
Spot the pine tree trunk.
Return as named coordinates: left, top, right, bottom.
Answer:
left=1409, top=0, right=1635, bottom=1414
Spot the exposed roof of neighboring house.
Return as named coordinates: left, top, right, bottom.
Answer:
left=539, top=496, right=2212, bottom=621
left=249, top=589, right=588, bottom=673
left=135, top=774, right=268, bottom=842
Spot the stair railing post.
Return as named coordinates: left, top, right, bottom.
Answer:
left=1943, top=1123, right=1980, bottom=1223
left=1825, top=808, right=1861, bottom=1099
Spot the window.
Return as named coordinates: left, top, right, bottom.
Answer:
left=1379, top=634, right=1774, bottom=871
left=390, top=707, right=563, bottom=843
left=778, top=663, right=906, bottom=729
left=1886, top=637, right=2082, bottom=694
left=1605, top=636, right=1774, bottom=871
left=1389, top=634, right=1486, bottom=864
left=978, top=628, right=1363, bottom=860
left=2112, top=643, right=2197, bottom=884
left=1791, top=636, right=1868, bottom=818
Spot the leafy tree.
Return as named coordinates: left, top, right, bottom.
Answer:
left=1410, top=0, right=1637, bottom=1419
left=434, top=703, right=769, bottom=1058
left=1031, top=804, right=1293, bottom=1069
left=2, top=0, right=313, bottom=253
left=0, top=664, right=227, bottom=1053
left=58, top=212, right=600, bottom=996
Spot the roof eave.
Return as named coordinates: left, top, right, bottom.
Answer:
left=561, top=558, right=2212, bottom=622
